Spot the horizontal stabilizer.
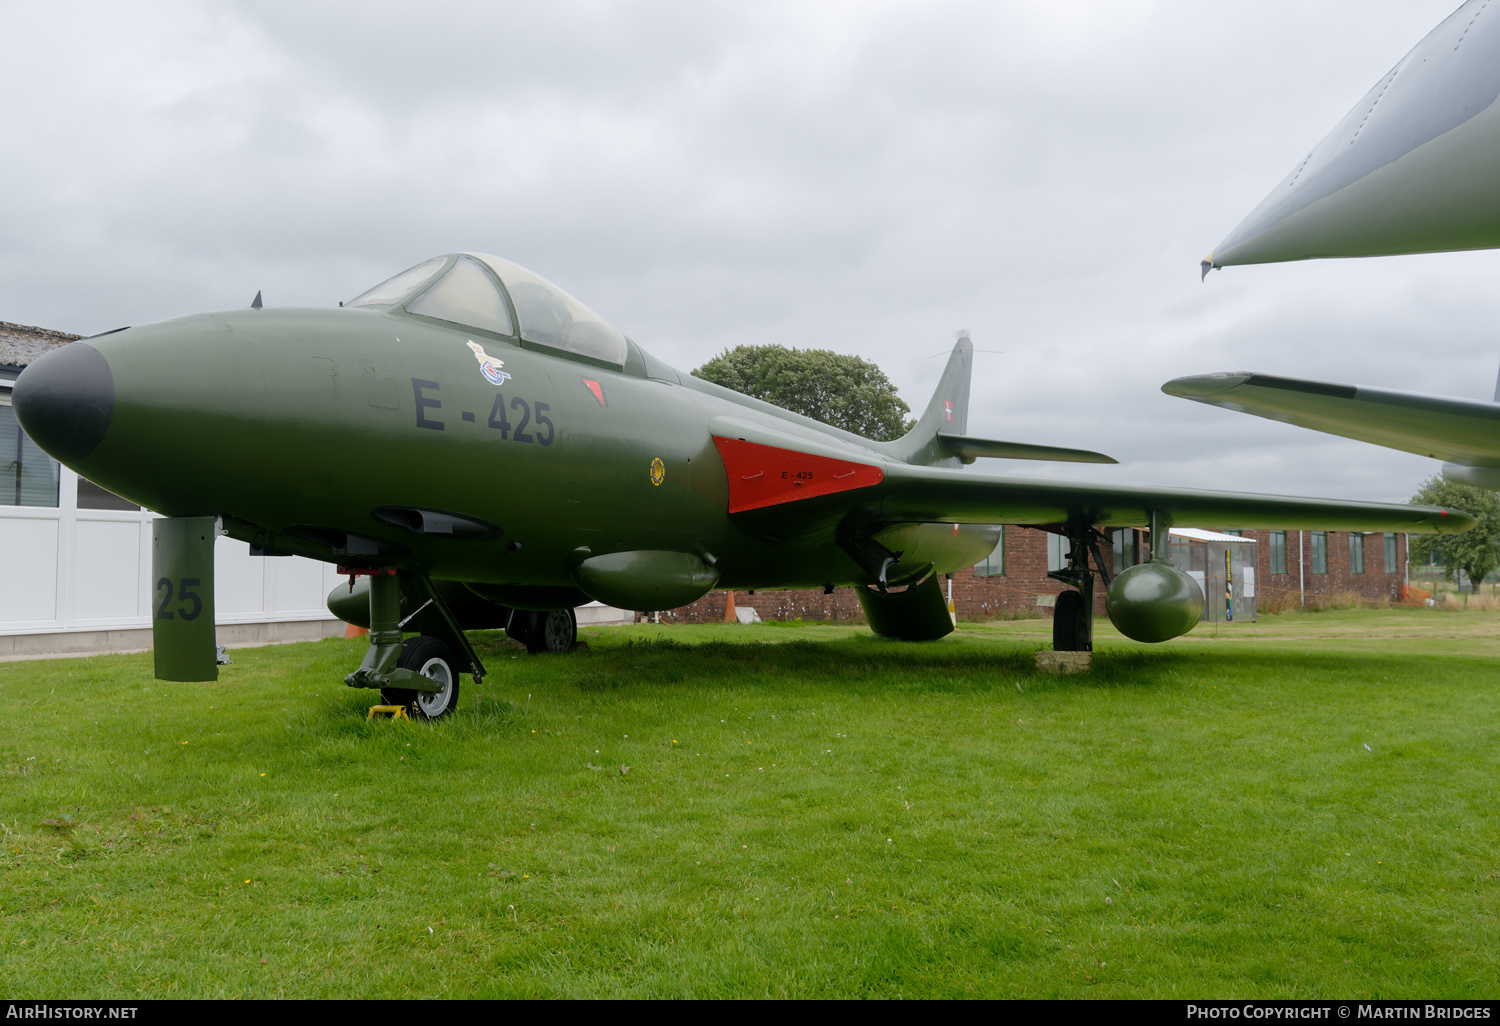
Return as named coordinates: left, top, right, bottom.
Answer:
left=1162, top=371, right=1500, bottom=468
left=938, top=433, right=1116, bottom=464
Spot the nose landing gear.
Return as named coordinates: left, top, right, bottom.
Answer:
left=381, top=635, right=461, bottom=720
left=343, top=569, right=485, bottom=720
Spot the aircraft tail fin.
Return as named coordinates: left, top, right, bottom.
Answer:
left=1492, top=359, right=1499, bottom=402
left=887, top=333, right=973, bottom=465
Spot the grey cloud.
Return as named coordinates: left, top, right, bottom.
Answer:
left=0, top=0, right=1483, bottom=505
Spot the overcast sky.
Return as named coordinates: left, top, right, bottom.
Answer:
left=3, top=0, right=1492, bottom=504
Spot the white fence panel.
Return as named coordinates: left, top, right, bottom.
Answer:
left=0, top=516, right=59, bottom=626
left=71, top=518, right=144, bottom=622
left=214, top=537, right=269, bottom=618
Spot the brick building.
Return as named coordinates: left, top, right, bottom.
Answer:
left=663, top=524, right=1410, bottom=625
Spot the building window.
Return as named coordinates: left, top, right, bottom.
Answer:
left=77, top=476, right=140, bottom=511
left=1046, top=533, right=1069, bottom=572
left=974, top=526, right=1004, bottom=577
left=1349, top=532, right=1365, bottom=574
left=0, top=398, right=59, bottom=508
left=1112, top=529, right=1140, bottom=572
left=1310, top=531, right=1327, bottom=574
left=1269, top=531, right=1287, bottom=575
left=1384, top=534, right=1398, bottom=574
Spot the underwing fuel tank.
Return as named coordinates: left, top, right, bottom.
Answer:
left=1105, top=560, right=1204, bottom=644
left=570, top=550, right=719, bottom=611
left=1205, top=0, right=1500, bottom=270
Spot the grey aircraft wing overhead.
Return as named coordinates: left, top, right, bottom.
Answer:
left=1163, top=368, right=1500, bottom=489
left=1202, top=0, right=1500, bottom=274
left=1173, top=3, right=1500, bottom=489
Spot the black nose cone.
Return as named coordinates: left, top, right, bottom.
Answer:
left=12, top=342, right=115, bottom=462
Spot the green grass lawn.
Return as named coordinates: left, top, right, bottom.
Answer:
left=1, top=608, right=1497, bottom=998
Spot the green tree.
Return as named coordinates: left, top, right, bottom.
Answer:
left=691, top=345, right=914, bottom=441
left=1409, top=474, right=1500, bottom=597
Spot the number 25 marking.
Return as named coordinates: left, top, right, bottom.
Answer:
left=156, top=577, right=204, bottom=621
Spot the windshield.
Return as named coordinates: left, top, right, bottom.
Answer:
left=471, top=254, right=627, bottom=366
left=405, top=256, right=515, bottom=336
left=346, top=256, right=449, bottom=308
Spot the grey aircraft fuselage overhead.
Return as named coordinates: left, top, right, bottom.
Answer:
left=1176, top=0, right=1500, bottom=488
left=1202, top=0, right=1500, bottom=273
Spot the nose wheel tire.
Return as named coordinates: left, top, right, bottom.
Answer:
left=381, top=635, right=460, bottom=719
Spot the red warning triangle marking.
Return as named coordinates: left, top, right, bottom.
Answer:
left=582, top=379, right=606, bottom=406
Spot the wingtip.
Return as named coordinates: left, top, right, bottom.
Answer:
left=1199, top=254, right=1215, bottom=282
left=1162, top=372, right=1252, bottom=399
left=1437, top=507, right=1478, bottom=533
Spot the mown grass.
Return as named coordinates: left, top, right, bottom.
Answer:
left=1, top=609, right=1497, bottom=998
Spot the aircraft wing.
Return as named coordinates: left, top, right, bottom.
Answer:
left=857, top=464, right=1470, bottom=534
left=722, top=455, right=1471, bottom=539
left=1162, top=371, right=1500, bottom=468
left=711, top=412, right=1473, bottom=537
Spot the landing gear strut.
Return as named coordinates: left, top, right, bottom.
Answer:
left=343, top=569, right=486, bottom=720
left=1046, top=527, right=1114, bottom=652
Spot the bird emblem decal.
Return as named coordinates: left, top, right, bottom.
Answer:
left=467, top=341, right=511, bottom=386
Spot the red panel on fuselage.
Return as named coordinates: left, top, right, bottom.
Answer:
left=712, top=436, right=884, bottom=513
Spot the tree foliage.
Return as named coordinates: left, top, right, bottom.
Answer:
left=1408, top=475, right=1500, bottom=589
left=691, top=345, right=914, bottom=441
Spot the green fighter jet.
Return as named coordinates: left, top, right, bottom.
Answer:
left=11, top=253, right=1473, bottom=716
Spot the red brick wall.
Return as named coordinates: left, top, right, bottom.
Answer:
left=1240, top=528, right=1407, bottom=608
left=656, top=526, right=1411, bottom=624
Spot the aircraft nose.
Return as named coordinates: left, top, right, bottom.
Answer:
left=12, top=341, right=116, bottom=462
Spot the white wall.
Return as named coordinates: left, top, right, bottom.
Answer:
left=0, top=465, right=343, bottom=636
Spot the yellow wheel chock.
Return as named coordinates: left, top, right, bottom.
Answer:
left=367, top=705, right=410, bottom=721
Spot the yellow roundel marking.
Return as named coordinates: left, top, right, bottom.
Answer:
left=649, top=457, right=666, bottom=486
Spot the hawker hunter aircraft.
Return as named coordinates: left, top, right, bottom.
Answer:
left=1175, top=2, right=1500, bottom=479
left=12, top=253, right=1472, bottom=717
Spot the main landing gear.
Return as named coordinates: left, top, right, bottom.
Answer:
left=505, top=608, right=577, bottom=655
left=1046, top=526, right=1114, bottom=653
left=343, top=570, right=486, bottom=720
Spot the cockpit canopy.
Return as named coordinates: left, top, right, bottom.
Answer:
left=346, top=253, right=628, bottom=367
